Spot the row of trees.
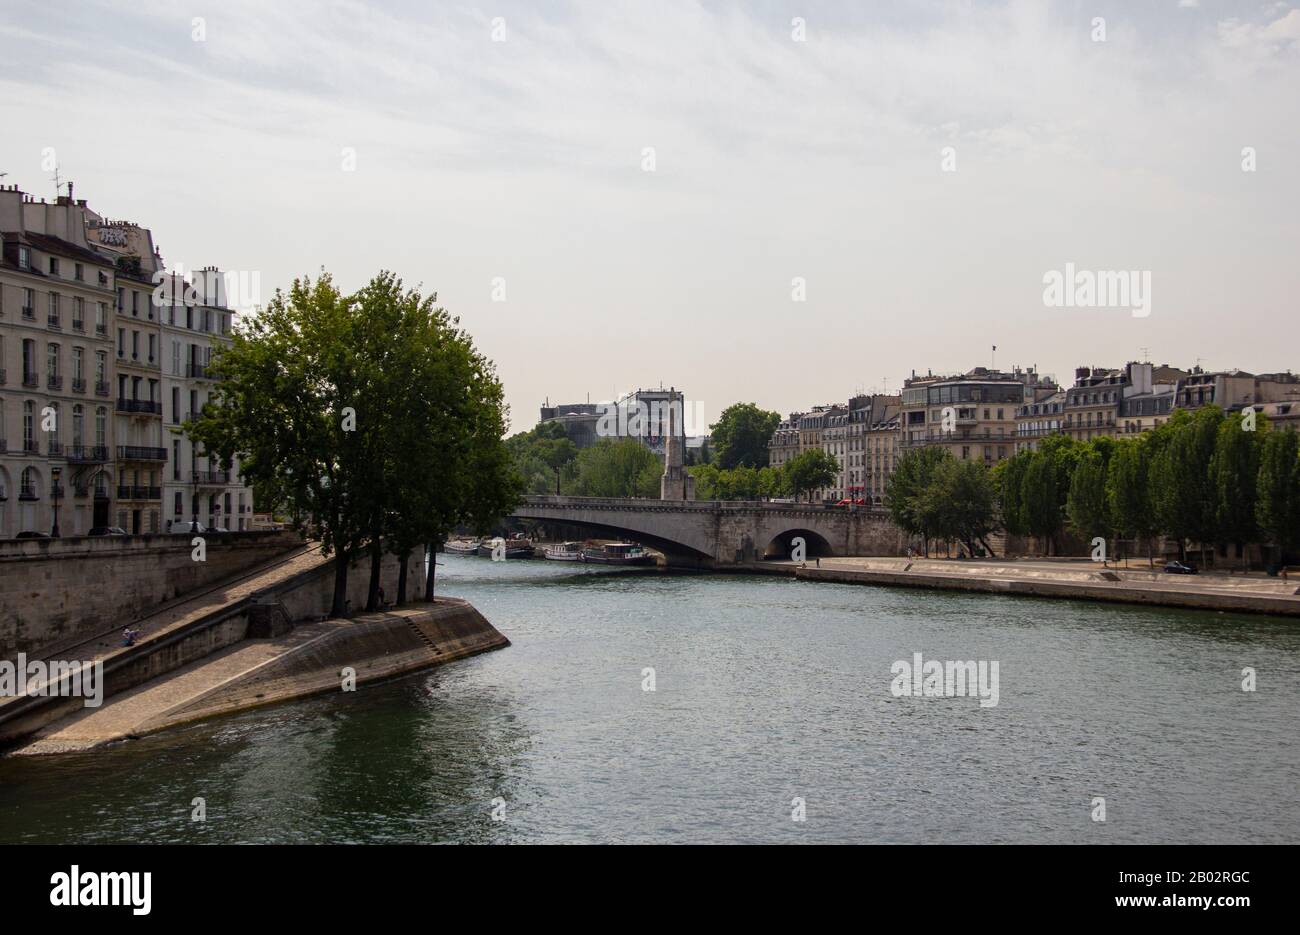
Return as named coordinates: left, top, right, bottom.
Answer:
left=884, top=407, right=1300, bottom=566
left=997, top=407, right=1300, bottom=566
left=688, top=448, right=839, bottom=501
left=192, top=272, right=520, bottom=616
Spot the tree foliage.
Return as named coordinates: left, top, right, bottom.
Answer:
left=192, top=270, right=519, bottom=614
left=710, top=402, right=781, bottom=469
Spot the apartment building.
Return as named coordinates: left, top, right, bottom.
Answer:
left=900, top=366, right=1056, bottom=464
left=0, top=184, right=250, bottom=538
left=797, top=405, right=842, bottom=500
left=767, top=413, right=802, bottom=470
left=0, top=188, right=117, bottom=537
left=841, top=393, right=900, bottom=503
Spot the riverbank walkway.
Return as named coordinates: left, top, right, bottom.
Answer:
left=769, top=556, right=1300, bottom=616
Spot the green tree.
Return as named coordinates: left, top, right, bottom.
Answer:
left=571, top=438, right=661, bottom=498
left=784, top=449, right=839, bottom=503
left=191, top=273, right=368, bottom=616
left=1209, top=412, right=1261, bottom=570
left=1151, top=407, right=1223, bottom=562
left=1256, top=427, right=1300, bottom=567
left=992, top=450, right=1032, bottom=537
left=1021, top=451, right=1059, bottom=555
left=886, top=446, right=949, bottom=555
left=506, top=421, right=579, bottom=495
left=1066, top=447, right=1110, bottom=549
left=1107, top=439, right=1156, bottom=566
left=925, top=457, right=998, bottom=556
left=710, top=402, right=781, bottom=469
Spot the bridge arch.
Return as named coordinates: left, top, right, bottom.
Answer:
left=761, top=528, right=833, bottom=560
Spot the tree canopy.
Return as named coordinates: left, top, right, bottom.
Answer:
left=191, top=270, right=519, bottom=614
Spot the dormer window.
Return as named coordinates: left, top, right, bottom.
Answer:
left=49, top=257, right=59, bottom=276
left=18, top=245, right=30, bottom=269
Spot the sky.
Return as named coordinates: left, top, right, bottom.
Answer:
left=2, top=0, right=1298, bottom=433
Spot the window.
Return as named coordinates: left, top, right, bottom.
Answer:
left=22, top=339, right=36, bottom=382
left=21, top=467, right=38, bottom=498
left=95, top=350, right=106, bottom=384
left=148, top=333, right=156, bottom=362
left=131, top=330, right=139, bottom=359
left=49, top=257, right=59, bottom=276
left=72, top=346, right=83, bottom=381
left=95, top=407, right=106, bottom=446
left=131, top=291, right=139, bottom=316
left=172, top=340, right=181, bottom=375
left=23, top=287, right=35, bottom=315
left=73, top=297, right=84, bottom=329
left=23, top=401, right=35, bottom=451
left=73, top=404, right=84, bottom=447
left=174, top=491, right=183, bottom=515
left=117, top=328, right=125, bottom=357
left=48, top=292, right=59, bottom=322
left=47, top=344, right=59, bottom=379
left=18, top=245, right=30, bottom=269
left=173, top=440, right=181, bottom=480
left=172, top=386, right=180, bottom=422
left=96, top=302, right=107, bottom=333
left=75, top=262, right=84, bottom=281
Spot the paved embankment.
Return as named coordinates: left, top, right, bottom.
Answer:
left=11, top=599, right=508, bottom=755
left=759, top=556, right=1300, bottom=616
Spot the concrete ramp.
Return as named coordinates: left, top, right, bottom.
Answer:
left=11, top=601, right=507, bottom=755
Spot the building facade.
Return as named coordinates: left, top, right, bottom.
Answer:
left=900, top=366, right=1056, bottom=464
left=0, top=184, right=250, bottom=539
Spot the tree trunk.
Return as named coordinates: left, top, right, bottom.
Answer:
left=396, top=549, right=410, bottom=604
left=331, top=550, right=350, bottom=618
left=424, top=541, right=440, bottom=602
left=365, top=536, right=382, bottom=611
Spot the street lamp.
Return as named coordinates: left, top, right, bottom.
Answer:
left=50, top=465, right=62, bottom=537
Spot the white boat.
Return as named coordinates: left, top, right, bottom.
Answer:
left=444, top=539, right=481, bottom=555
left=544, top=541, right=584, bottom=561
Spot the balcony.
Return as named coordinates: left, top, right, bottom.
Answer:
left=115, top=399, right=163, bottom=415
left=22, top=439, right=39, bottom=455
left=23, top=373, right=39, bottom=388
left=192, top=470, right=230, bottom=486
left=22, top=306, right=34, bottom=320
left=72, top=319, right=85, bottom=333
left=47, top=375, right=63, bottom=391
left=117, top=445, right=167, bottom=462
left=95, top=322, right=107, bottom=335
left=67, top=445, right=110, bottom=463
left=95, top=381, right=110, bottom=397
left=72, top=377, right=86, bottom=393
left=116, top=485, right=162, bottom=501
left=187, top=363, right=210, bottom=379
left=47, top=441, right=64, bottom=457
left=19, top=485, right=38, bottom=500
left=48, top=314, right=61, bottom=330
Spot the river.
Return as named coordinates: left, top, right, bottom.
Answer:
left=2, top=554, right=1297, bottom=843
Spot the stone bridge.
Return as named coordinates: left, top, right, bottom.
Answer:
left=509, top=496, right=907, bottom=567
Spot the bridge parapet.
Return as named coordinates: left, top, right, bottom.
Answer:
left=512, top=496, right=904, bottom=566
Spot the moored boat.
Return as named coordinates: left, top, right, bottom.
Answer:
left=580, top=542, right=654, bottom=566
left=544, top=541, right=584, bottom=561
left=477, top=539, right=536, bottom=559
left=444, top=538, right=481, bottom=555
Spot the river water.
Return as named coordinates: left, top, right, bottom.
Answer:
left=2, top=554, right=1297, bottom=844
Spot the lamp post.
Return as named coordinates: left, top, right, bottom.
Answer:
left=51, top=465, right=62, bottom=537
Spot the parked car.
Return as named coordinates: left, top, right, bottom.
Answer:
left=88, top=526, right=129, bottom=537
left=15, top=530, right=52, bottom=539
left=1163, top=560, right=1198, bottom=575
left=169, top=521, right=208, bottom=534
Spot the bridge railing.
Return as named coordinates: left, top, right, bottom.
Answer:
left=517, top=495, right=887, bottom=515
